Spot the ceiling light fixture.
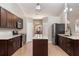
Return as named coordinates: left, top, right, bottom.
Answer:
left=36, top=3, right=41, bottom=10
left=69, top=8, right=72, bottom=12
left=64, top=8, right=72, bottom=12
left=64, top=7, right=68, bottom=12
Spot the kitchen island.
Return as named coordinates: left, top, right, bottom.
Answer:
left=58, top=34, right=79, bottom=56
left=33, top=36, right=48, bottom=56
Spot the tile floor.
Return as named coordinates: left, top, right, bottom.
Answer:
left=12, top=42, right=68, bottom=56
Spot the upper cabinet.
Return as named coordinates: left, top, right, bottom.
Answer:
left=7, top=11, right=12, bottom=28
left=0, top=7, right=7, bottom=28
left=0, top=7, right=23, bottom=29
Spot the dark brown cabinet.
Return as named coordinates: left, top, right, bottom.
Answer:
left=33, top=39, right=48, bottom=56
left=58, top=36, right=73, bottom=55
left=0, top=7, right=23, bottom=29
left=13, top=15, right=17, bottom=28
left=0, top=7, right=7, bottom=28
left=0, top=36, right=22, bottom=56
left=7, top=11, right=17, bottom=29
left=8, top=38, right=15, bottom=55
left=8, top=36, right=21, bottom=56
left=7, top=12, right=17, bottom=28
left=7, top=11, right=12, bottom=28
left=58, top=35, right=79, bottom=56
left=0, top=40, right=7, bottom=56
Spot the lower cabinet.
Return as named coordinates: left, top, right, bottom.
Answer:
left=0, top=41, right=7, bottom=56
left=0, top=36, right=22, bottom=56
left=33, top=39, right=48, bottom=56
left=58, top=35, right=79, bottom=56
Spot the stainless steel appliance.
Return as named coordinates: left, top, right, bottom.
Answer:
left=21, top=34, right=26, bottom=46
left=16, top=19, right=23, bottom=29
left=52, top=23, right=65, bottom=45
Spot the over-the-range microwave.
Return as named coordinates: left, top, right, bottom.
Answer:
left=16, top=19, right=23, bottom=29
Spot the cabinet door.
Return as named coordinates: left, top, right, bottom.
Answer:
left=10, top=13, right=14, bottom=28
left=8, top=39, right=15, bottom=56
left=1, top=8, right=7, bottom=28
left=10, top=13, right=13, bottom=28
left=15, top=36, right=21, bottom=50
left=58, top=36, right=73, bottom=56
left=7, top=11, right=12, bottom=28
left=65, top=38, right=73, bottom=55
left=13, top=15, right=17, bottom=28
left=58, top=36, right=63, bottom=48
left=58, top=36, right=66, bottom=50
left=0, top=40, right=7, bottom=56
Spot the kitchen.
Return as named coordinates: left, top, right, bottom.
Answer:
left=0, top=3, right=79, bottom=56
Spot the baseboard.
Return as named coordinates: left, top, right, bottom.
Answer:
left=48, top=41, right=52, bottom=43
left=26, top=41, right=32, bottom=44
left=48, top=41, right=55, bottom=45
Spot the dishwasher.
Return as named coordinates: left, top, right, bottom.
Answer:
left=21, top=34, right=26, bottom=46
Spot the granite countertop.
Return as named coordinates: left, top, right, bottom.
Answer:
left=0, top=34, right=21, bottom=40
left=33, top=34, right=48, bottom=39
left=58, top=34, right=79, bottom=40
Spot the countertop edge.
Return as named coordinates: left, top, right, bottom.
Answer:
left=58, top=34, right=79, bottom=40
left=0, top=34, right=21, bottom=40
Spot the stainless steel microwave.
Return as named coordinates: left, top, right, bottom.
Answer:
left=16, top=19, right=23, bottom=29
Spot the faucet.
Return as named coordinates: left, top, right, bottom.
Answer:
left=70, top=27, right=72, bottom=36
left=68, top=25, right=72, bottom=36
left=65, top=24, right=72, bottom=36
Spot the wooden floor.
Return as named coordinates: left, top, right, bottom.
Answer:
left=12, top=42, right=68, bottom=56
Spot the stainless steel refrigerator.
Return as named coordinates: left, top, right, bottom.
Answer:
left=52, top=23, right=65, bottom=45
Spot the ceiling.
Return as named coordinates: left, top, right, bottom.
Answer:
left=17, top=3, right=64, bottom=19
left=68, top=3, right=79, bottom=20
left=2, top=3, right=79, bottom=19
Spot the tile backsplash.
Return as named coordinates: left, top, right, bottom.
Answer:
left=0, top=31, right=13, bottom=36
left=0, top=29, right=13, bottom=36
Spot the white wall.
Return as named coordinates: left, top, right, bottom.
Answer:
left=59, top=11, right=65, bottom=23
left=43, top=16, right=62, bottom=43
left=0, top=3, right=24, bottom=18
left=26, top=18, right=33, bottom=42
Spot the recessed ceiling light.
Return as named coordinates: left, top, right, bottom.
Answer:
left=64, top=7, right=68, bottom=12
left=64, top=9, right=66, bottom=12
left=69, top=8, right=72, bottom=12
left=65, top=8, right=68, bottom=11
